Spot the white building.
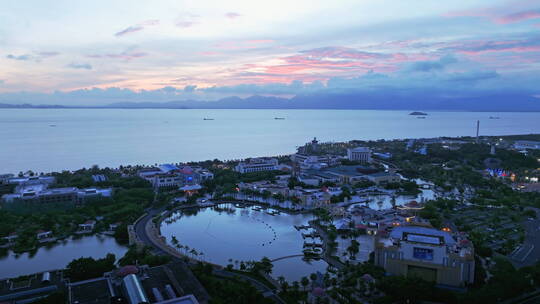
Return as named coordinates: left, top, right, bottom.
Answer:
left=514, top=140, right=540, bottom=150
left=347, top=147, right=372, bottom=163
left=2, top=187, right=112, bottom=204
left=7, top=176, right=55, bottom=185
left=235, top=158, right=278, bottom=173
left=374, top=225, right=474, bottom=287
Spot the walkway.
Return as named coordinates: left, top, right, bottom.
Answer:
left=270, top=254, right=304, bottom=262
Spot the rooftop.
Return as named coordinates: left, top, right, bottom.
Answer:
left=349, top=147, right=371, bottom=152
left=159, top=164, right=180, bottom=172
left=390, top=226, right=456, bottom=246
left=325, top=165, right=368, bottom=177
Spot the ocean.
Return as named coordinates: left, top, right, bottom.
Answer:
left=1, top=108, right=539, bottom=173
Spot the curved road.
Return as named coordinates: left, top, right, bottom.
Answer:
left=133, top=208, right=285, bottom=304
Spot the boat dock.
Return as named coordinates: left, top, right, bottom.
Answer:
left=301, top=232, right=320, bottom=238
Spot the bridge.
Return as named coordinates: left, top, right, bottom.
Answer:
left=270, top=254, right=304, bottom=262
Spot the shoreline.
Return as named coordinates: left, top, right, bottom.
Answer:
left=2, top=107, right=540, bottom=112
left=2, top=133, right=539, bottom=175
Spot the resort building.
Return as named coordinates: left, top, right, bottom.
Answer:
left=68, top=263, right=209, bottom=304
left=36, top=230, right=53, bottom=242
left=297, top=165, right=400, bottom=186
left=139, top=165, right=214, bottom=189
left=364, top=171, right=401, bottom=185
left=91, top=174, right=107, bottom=182
left=397, top=201, right=425, bottom=217
left=78, top=220, right=96, bottom=232
left=139, top=167, right=183, bottom=189
left=347, top=147, right=372, bottom=163
left=514, top=140, right=540, bottom=150
left=1, top=187, right=112, bottom=204
left=0, top=173, right=14, bottom=183
left=293, top=189, right=332, bottom=207
left=235, top=158, right=278, bottom=173
left=292, top=154, right=342, bottom=167
left=374, top=225, right=474, bottom=287
left=6, top=175, right=56, bottom=186
left=0, top=270, right=65, bottom=304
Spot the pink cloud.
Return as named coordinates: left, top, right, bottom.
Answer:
left=445, top=4, right=540, bottom=24
left=225, top=12, right=241, bottom=19
left=443, top=37, right=540, bottom=55
left=494, top=9, right=540, bottom=24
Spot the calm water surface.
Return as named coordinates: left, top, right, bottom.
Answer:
left=0, top=235, right=128, bottom=279
left=160, top=204, right=328, bottom=282
left=1, top=109, right=540, bottom=173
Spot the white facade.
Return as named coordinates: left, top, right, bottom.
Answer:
left=347, top=147, right=372, bottom=163
left=235, top=158, right=278, bottom=173
left=514, top=140, right=540, bottom=150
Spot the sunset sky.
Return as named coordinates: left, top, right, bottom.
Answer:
left=1, top=0, right=540, bottom=104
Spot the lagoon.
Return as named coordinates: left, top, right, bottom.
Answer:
left=0, top=235, right=128, bottom=279
left=160, top=204, right=328, bottom=282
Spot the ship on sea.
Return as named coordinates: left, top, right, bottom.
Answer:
left=203, top=118, right=214, bottom=120
left=274, top=117, right=285, bottom=120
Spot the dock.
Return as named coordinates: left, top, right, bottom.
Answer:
left=294, top=225, right=311, bottom=231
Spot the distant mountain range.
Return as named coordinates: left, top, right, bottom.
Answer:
left=2, top=92, right=540, bottom=111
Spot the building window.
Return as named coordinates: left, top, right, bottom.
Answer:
left=413, top=247, right=434, bottom=261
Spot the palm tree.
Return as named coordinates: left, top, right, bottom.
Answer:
left=277, top=276, right=285, bottom=287
left=176, top=244, right=184, bottom=253
left=301, top=276, right=309, bottom=291
left=171, top=236, right=179, bottom=247
left=190, top=249, right=198, bottom=260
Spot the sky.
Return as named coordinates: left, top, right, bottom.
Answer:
left=1, top=0, right=540, bottom=105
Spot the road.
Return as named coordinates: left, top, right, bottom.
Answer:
left=510, top=208, right=540, bottom=268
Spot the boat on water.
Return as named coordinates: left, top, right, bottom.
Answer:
left=203, top=118, right=214, bottom=120
left=274, top=117, right=285, bottom=120
left=49, top=124, right=57, bottom=127
left=489, top=116, right=501, bottom=119
left=409, top=111, right=428, bottom=116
